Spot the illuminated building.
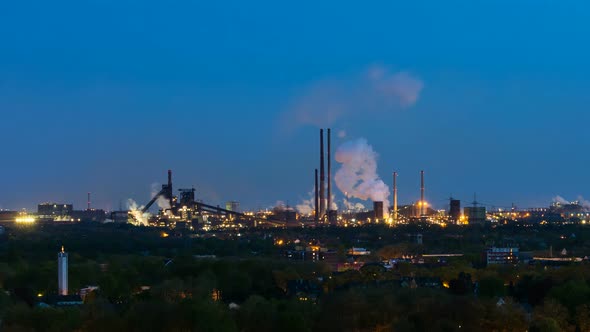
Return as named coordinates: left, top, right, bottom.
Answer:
left=37, top=201, right=106, bottom=222
left=110, top=211, right=131, bottom=223
left=70, top=209, right=106, bottom=222
left=38, top=203, right=73, bottom=220
left=464, top=206, right=486, bottom=224
left=348, top=247, right=371, bottom=256
left=58, top=246, right=68, bottom=296
left=284, top=246, right=334, bottom=264
left=486, top=247, right=518, bottom=265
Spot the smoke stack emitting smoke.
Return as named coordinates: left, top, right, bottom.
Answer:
left=297, top=135, right=385, bottom=218
left=334, top=138, right=390, bottom=218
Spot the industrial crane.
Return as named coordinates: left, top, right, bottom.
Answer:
left=141, top=170, right=285, bottom=227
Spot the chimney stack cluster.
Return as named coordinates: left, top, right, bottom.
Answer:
left=315, top=128, right=332, bottom=224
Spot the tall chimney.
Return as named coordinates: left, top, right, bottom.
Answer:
left=327, top=128, right=331, bottom=214
left=58, top=246, right=68, bottom=296
left=87, top=192, right=91, bottom=211
left=168, top=170, right=173, bottom=208
left=420, top=170, right=425, bottom=216
left=319, top=129, right=325, bottom=218
left=315, top=168, right=319, bottom=224
left=393, top=172, right=398, bottom=221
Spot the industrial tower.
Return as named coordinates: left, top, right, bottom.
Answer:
left=58, top=246, right=68, bottom=296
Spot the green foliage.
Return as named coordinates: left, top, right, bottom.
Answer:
left=548, top=279, right=590, bottom=313
left=575, top=304, right=590, bottom=332
left=478, top=275, right=506, bottom=298
left=449, top=272, right=472, bottom=295
left=0, top=289, right=12, bottom=318
left=3, top=304, right=82, bottom=332
left=532, top=299, right=573, bottom=332
left=236, top=295, right=276, bottom=332
left=533, top=318, right=563, bottom=332
left=2, top=223, right=590, bottom=331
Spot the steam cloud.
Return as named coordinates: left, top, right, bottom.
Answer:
left=126, top=183, right=172, bottom=226
left=126, top=199, right=150, bottom=226
left=151, top=183, right=171, bottom=210
left=334, top=138, right=390, bottom=218
left=296, top=190, right=338, bottom=216
left=295, top=197, right=314, bottom=216
left=282, top=65, right=423, bottom=129
left=330, top=194, right=338, bottom=211
left=343, top=198, right=366, bottom=211
left=554, top=195, right=590, bottom=211
left=553, top=196, right=569, bottom=205
left=580, top=198, right=590, bottom=210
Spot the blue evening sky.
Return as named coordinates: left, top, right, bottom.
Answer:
left=1, top=1, right=589, bottom=211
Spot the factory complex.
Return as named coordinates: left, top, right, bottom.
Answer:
left=1, top=129, right=589, bottom=230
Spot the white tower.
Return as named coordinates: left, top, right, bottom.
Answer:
left=58, top=246, right=68, bottom=296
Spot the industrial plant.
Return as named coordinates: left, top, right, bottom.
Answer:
left=1, top=129, right=589, bottom=230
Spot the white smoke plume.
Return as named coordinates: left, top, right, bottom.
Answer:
left=296, top=189, right=339, bottom=216
left=282, top=65, right=423, bottom=129
left=273, top=201, right=288, bottom=211
left=553, top=195, right=590, bottom=211
left=330, top=193, right=338, bottom=211
left=126, top=199, right=151, bottom=226
left=151, top=183, right=171, bottom=210
left=335, top=138, right=390, bottom=218
left=343, top=198, right=366, bottom=212
left=579, top=197, right=590, bottom=210
left=552, top=196, right=569, bottom=205
left=296, top=202, right=313, bottom=216
left=296, top=189, right=315, bottom=216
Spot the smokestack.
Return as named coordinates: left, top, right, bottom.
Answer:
left=87, top=192, right=91, bottom=211
left=420, top=170, right=425, bottom=216
left=315, top=168, right=319, bottom=224
left=168, top=169, right=173, bottom=208
left=319, top=129, right=325, bottom=218
left=374, top=201, right=384, bottom=220
left=393, top=172, right=398, bottom=221
left=327, top=128, right=331, bottom=215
